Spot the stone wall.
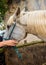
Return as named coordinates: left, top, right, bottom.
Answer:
left=26, top=0, right=46, bottom=11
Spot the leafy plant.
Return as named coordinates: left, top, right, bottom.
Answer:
left=0, top=0, right=8, bottom=22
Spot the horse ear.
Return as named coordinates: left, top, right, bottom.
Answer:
left=16, top=7, right=20, bottom=16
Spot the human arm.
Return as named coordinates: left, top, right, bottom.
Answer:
left=0, top=40, right=18, bottom=47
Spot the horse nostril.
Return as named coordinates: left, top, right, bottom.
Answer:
left=7, top=25, right=10, bottom=29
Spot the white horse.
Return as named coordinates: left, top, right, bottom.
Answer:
left=4, top=7, right=46, bottom=42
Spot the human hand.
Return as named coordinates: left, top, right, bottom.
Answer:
left=3, top=40, right=18, bottom=46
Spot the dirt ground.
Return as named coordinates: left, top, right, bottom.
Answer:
left=5, top=42, right=46, bottom=65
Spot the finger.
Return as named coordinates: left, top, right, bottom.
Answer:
left=8, top=44, right=16, bottom=46
left=13, top=40, right=18, bottom=44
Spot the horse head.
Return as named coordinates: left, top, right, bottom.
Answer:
left=4, top=7, right=27, bottom=41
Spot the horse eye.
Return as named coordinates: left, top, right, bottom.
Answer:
left=7, top=25, right=11, bottom=29
left=14, top=19, right=16, bottom=22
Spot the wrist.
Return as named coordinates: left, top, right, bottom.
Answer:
left=2, top=41, right=7, bottom=46
left=0, top=42, right=5, bottom=47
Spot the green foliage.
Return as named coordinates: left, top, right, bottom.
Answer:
left=0, top=0, right=8, bottom=22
